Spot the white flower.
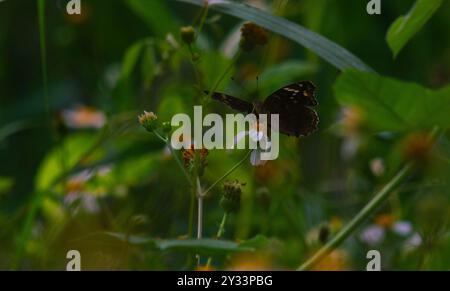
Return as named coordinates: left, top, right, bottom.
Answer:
left=360, top=224, right=385, bottom=246
left=235, top=121, right=271, bottom=166
left=392, top=221, right=413, bottom=236
left=404, top=233, right=422, bottom=252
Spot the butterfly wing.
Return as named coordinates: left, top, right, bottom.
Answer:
left=262, top=81, right=319, bottom=137
left=206, top=91, right=254, bottom=114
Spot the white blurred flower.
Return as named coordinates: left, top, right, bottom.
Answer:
left=62, top=106, right=106, bottom=129
left=370, top=158, right=385, bottom=177
left=360, top=224, right=385, bottom=246
left=404, top=233, right=423, bottom=252
left=392, top=221, right=413, bottom=236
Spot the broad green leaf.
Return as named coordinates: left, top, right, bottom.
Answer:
left=387, top=0, right=443, bottom=58
left=174, top=0, right=372, bottom=72
left=126, top=0, right=178, bottom=37
left=334, top=69, right=450, bottom=132
left=104, top=232, right=255, bottom=255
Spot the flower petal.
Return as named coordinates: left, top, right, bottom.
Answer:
left=250, top=149, right=267, bottom=166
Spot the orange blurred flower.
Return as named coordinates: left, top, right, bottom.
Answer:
left=311, top=249, right=350, bottom=271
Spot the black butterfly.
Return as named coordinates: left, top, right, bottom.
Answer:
left=206, top=81, right=319, bottom=137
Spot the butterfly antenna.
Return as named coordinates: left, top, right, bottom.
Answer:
left=231, top=76, right=250, bottom=96
left=256, top=76, right=260, bottom=93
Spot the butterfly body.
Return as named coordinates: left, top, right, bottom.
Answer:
left=207, top=81, right=319, bottom=137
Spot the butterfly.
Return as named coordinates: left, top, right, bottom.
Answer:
left=206, top=81, right=319, bottom=137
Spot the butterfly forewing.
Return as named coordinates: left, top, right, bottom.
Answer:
left=207, top=91, right=254, bottom=113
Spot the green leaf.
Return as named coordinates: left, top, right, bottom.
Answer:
left=121, top=40, right=148, bottom=79
left=334, top=69, right=450, bottom=132
left=174, top=0, right=372, bottom=72
left=104, top=232, right=255, bottom=256
left=238, top=234, right=270, bottom=249
left=387, top=0, right=443, bottom=58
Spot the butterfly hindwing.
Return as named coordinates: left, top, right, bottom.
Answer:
left=207, top=91, right=254, bottom=113
left=262, top=81, right=318, bottom=137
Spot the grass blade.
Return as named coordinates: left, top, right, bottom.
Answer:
left=174, top=0, right=373, bottom=72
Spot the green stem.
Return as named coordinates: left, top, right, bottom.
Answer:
left=196, top=177, right=204, bottom=239
left=206, top=212, right=228, bottom=267
left=196, top=1, right=209, bottom=39
left=204, top=51, right=241, bottom=103
left=38, top=0, right=50, bottom=123
left=167, top=139, right=193, bottom=187
left=12, top=0, right=49, bottom=270
left=217, top=212, right=228, bottom=238
left=188, top=186, right=196, bottom=238
left=202, top=150, right=251, bottom=197
left=298, top=163, right=413, bottom=271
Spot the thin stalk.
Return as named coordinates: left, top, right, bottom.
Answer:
left=196, top=1, right=210, bottom=39
left=298, top=127, right=441, bottom=270
left=202, top=150, right=251, bottom=197
left=298, top=163, right=413, bottom=271
left=38, top=0, right=50, bottom=123
left=167, top=139, right=193, bottom=187
left=195, top=176, right=203, bottom=266
left=204, top=51, right=241, bottom=103
left=12, top=0, right=49, bottom=270
left=153, top=131, right=193, bottom=187
left=206, top=212, right=228, bottom=267
left=197, top=198, right=204, bottom=238
left=188, top=186, right=196, bottom=238
left=196, top=177, right=204, bottom=239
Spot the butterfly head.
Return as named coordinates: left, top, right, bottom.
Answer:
left=251, top=100, right=265, bottom=114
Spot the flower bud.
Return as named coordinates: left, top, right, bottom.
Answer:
left=161, top=121, right=173, bottom=134
left=402, top=132, right=433, bottom=166
left=138, top=111, right=158, bottom=132
left=180, top=26, right=196, bottom=44
left=240, top=22, right=268, bottom=52
left=220, top=180, right=245, bottom=213
left=182, top=145, right=209, bottom=176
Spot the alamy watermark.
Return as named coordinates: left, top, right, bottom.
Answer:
left=66, top=0, right=81, bottom=15
left=367, top=0, right=381, bottom=15
left=170, top=106, right=280, bottom=161
left=366, top=250, right=381, bottom=271
left=66, top=250, right=81, bottom=271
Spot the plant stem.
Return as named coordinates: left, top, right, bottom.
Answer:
left=202, top=150, right=251, bottom=197
left=196, top=1, right=210, bottom=39
left=195, top=176, right=203, bottom=266
left=217, top=212, right=228, bottom=238
left=197, top=197, right=204, bottom=238
left=197, top=177, right=204, bottom=239
left=204, top=51, right=241, bottom=103
left=298, top=163, right=414, bottom=271
left=206, top=212, right=228, bottom=267
left=188, top=186, right=196, bottom=238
